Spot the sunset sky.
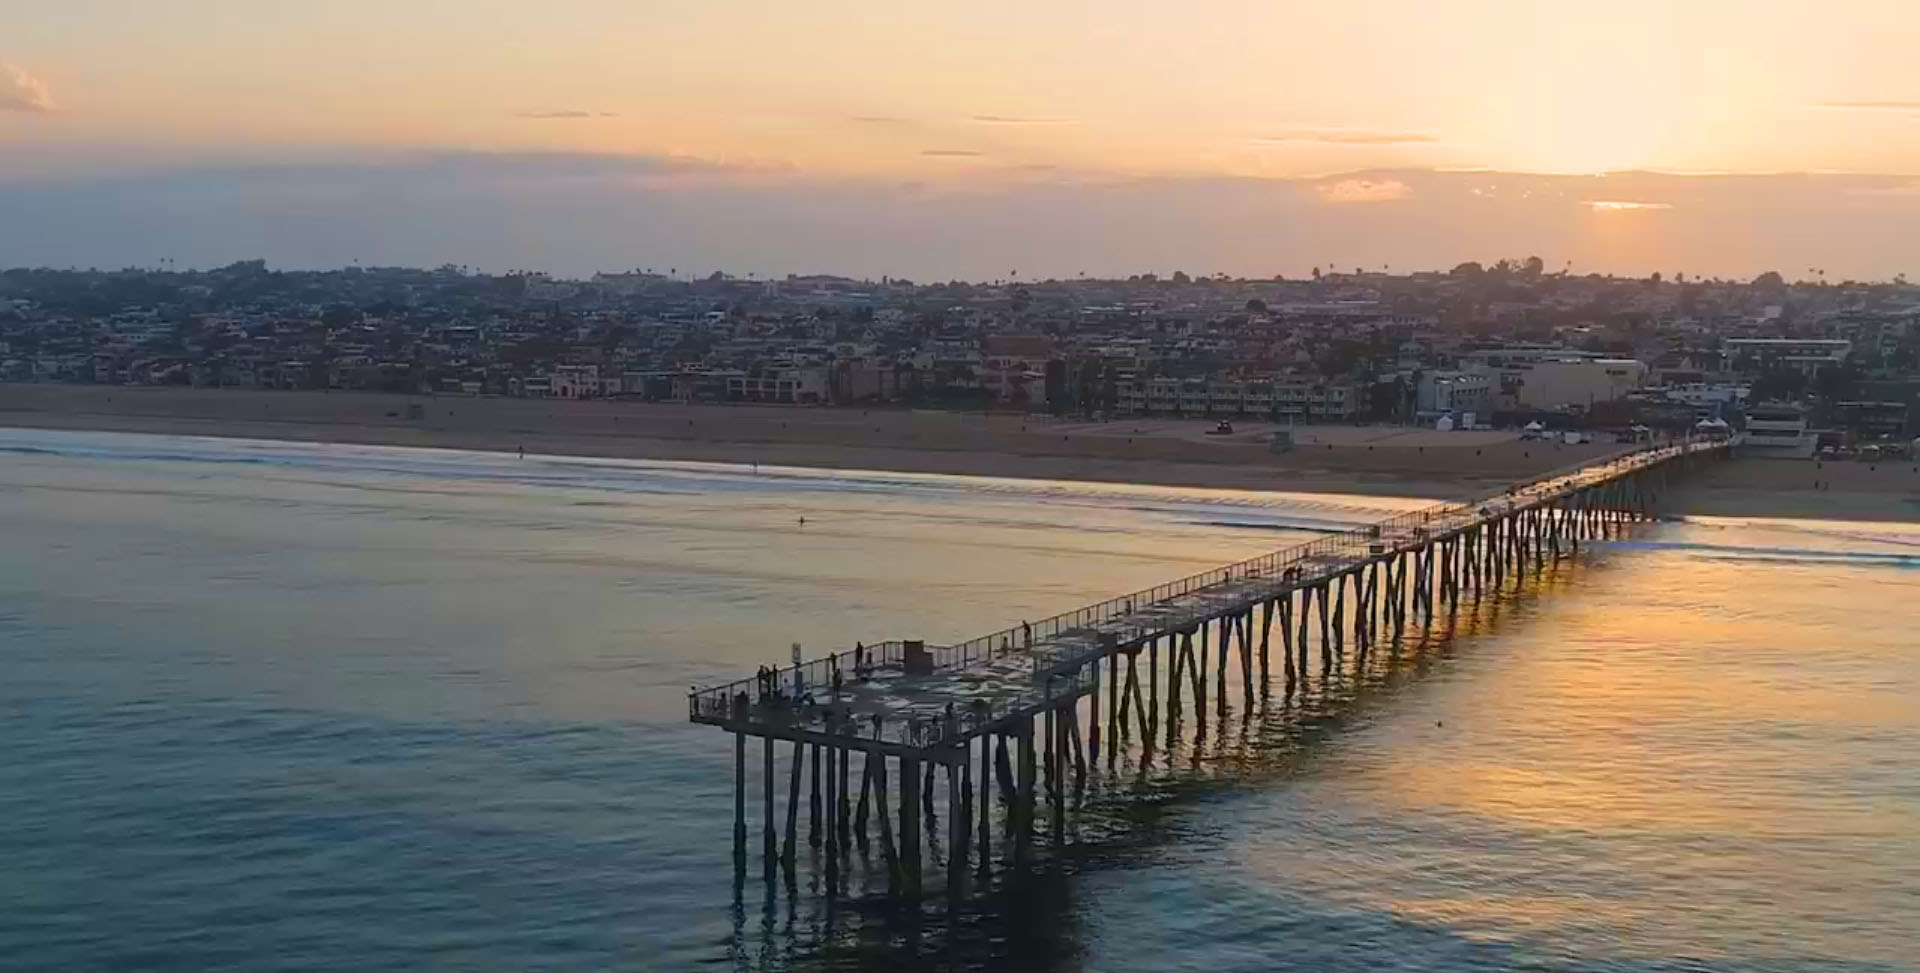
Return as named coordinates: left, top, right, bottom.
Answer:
left=6, top=0, right=1920, bottom=278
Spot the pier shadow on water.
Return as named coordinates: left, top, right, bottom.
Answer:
left=722, top=549, right=1603, bottom=973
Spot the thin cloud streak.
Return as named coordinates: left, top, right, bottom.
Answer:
left=516, top=110, right=619, bottom=119
left=921, top=149, right=984, bottom=157
left=969, top=115, right=1075, bottom=126
left=1316, top=177, right=1414, bottom=203
left=1814, top=101, right=1920, bottom=112
left=1256, top=130, right=1439, bottom=145
left=1587, top=200, right=1675, bottom=211
left=1, top=63, right=55, bottom=113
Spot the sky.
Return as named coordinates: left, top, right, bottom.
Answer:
left=4, top=0, right=1920, bottom=279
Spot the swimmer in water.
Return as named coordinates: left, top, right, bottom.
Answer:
left=798, top=516, right=806, bottom=526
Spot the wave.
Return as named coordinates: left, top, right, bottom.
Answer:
left=1608, top=538, right=1920, bottom=568
left=0, top=425, right=1413, bottom=531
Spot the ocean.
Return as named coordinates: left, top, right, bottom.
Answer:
left=1, top=427, right=1915, bottom=972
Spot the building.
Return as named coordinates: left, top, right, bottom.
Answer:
left=1116, top=375, right=1362, bottom=420
left=726, top=367, right=828, bottom=404
left=1741, top=403, right=1815, bottom=458
left=1415, top=370, right=1492, bottom=418
left=1722, top=338, right=1850, bottom=376
left=1463, top=351, right=1647, bottom=411
left=1829, top=401, right=1910, bottom=440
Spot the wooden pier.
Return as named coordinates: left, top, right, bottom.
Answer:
left=689, top=440, right=1728, bottom=898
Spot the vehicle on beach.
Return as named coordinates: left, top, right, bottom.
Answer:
left=1207, top=420, right=1235, bottom=436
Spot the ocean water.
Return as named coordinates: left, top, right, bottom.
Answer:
left=1, top=427, right=1915, bottom=972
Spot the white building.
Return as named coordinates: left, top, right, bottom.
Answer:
left=727, top=367, right=829, bottom=404
left=1416, top=371, right=1492, bottom=417
left=1463, top=350, right=1648, bottom=410
left=1741, top=403, right=1815, bottom=458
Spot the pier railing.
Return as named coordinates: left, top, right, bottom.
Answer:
left=689, top=439, right=1712, bottom=742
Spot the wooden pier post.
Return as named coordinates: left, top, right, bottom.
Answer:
left=824, top=739, right=838, bottom=892
left=1195, top=622, right=1209, bottom=716
left=947, top=753, right=964, bottom=898
left=1242, top=610, right=1257, bottom=707
left=1295, top=588, right=1310, bottom=681
left=1317, top=583, right=1332, bottom=676
left=853, top=748, right=871, bottom=847
left=871, top=751, right=898, bottom=892
left=808, top=742, right=821, bottom=848
left=1214, top=617, right=1229, bottom=711
left=784, top=740, right=802, bottom=874
left=1089, top=650, right=1102, bottom=768
left=1330, top=576, right=1345, bottom=655
left=1044, top=704, right=1058, bottom=805
left=977, top=734, right=991, bottom=874
left=1051, top=703, right=1068, bottom=843
left=1148, top=636, right=1161, bottom=735
left=1279, top=594, right=1295, bottom=692
left=1109, top=650, right=1122, bottom=770
left=1014, top=719, right=1035, bottom=866
left=839, top=745, right=853, bottom=851
left=1258, top=601, right=1273, bottom=696
left=763, top=736, right=776, bottom=880
left=900, top=755, right=921, bottom=897
left=733, top=729, right=746, bottom=878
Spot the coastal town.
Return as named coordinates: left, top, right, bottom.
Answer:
left=3, top=260, right=1917, bottom=456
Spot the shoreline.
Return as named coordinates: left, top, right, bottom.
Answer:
left=0, top=384, right=1608, bottom=500
left=3, top=384, right=1916, bottom=520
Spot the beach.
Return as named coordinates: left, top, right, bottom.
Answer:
left=6, top=384, right=1914, bottom=520
left=0, top=384, right=1620, bottom=499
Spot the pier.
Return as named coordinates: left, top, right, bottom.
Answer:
left=689, top=440, right=1728, bottom=899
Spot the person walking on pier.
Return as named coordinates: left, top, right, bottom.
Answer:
left=1022, top=620, right=1032, bottom=649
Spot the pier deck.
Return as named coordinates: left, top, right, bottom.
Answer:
left=689, top=441, right=1722, bottom=759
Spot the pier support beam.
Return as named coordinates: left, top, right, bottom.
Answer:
left=733, top=730, right=746, bottom=879
left=763, top=736, right=776, bottom=880
left=977, top=734, right=991, bottom=874
left=900, top=755, right=921, bottom=897
left=1014, top=719, right=1035, bottom=867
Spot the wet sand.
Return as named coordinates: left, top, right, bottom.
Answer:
left=2, top=384, right=1629, bottom=499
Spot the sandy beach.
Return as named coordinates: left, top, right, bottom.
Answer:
left=6, top=384, right=1914, bottom=519
left=0, top=385, right=1626, bottom=500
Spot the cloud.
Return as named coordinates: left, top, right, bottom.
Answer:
left=969, top=115, right=1075, bottom=126
left=1842, top=182, right=1920, bottom=198
left=1814, top=101, right=1920, bottom=112
left=516, top=110, right=619, bottom=119
left=1586, top=200, right=1674, bottom=211
left=1256, top=130, right=1438, bottom=145
left=921, top=149, right=984, bottom=157
left=9, top=162, right=1920, bottom=282
left=1, top=64, right=54, bottom=113
left=1315, top=178, right=1413, bottom=204
left=849, top=115, right=913, bottom=125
